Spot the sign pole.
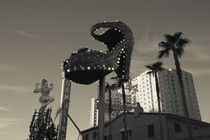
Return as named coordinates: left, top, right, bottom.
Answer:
left=98, top=76, right=105, bottom=140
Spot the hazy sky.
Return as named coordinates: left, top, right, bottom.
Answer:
left=0, top=1, right=210, bottom=140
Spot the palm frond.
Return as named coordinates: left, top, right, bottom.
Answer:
left=173, top=32, right=183, bottom=40
left=144, top=65, right=154, bottom=70
left=153, top=61, right=163, bottom=72
left=176, top=47, right=184, bottom=57
left=145, top=61, right=163, bottom=72
left=146, top=70, right=153, bottom=75
left=156, top=65, right=164, bottom=72
left=158, top=50, right=165, bottom=59
left=158, top=48, right=170, bottom=59
left=176, top=38, right=190, bottom=48
left=158, top=41, right=170, bottom=49
left=164, top=34, right=176, bottom=44
left=153, top=61, right=163, bottom=69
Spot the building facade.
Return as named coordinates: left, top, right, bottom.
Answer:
left=132, top=68, right=201, bottom=120
left=83, top=113, right=210, bottom=140
left=90, top=98, right=99, bottom=127
left=90, top=68, right=201, bottom=127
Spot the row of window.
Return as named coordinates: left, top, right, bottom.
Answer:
left=147, top=123, right=182, bottom=137
left=84, top=123, right=182, bottom=140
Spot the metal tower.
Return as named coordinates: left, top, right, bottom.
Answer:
left=28, top=107, right=57, bottom=140
left=57, top=79, right=71, bottom=140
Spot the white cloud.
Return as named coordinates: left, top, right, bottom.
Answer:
left=130, top=30, right=163, bottom=76
left=0, top=85, right=30, bottom=94
left=15, top=29, right=36, bottom=38
left=183, top=42, right=210, bottom=62
left=134, top=31, right=159, bottom=54
left=132, top=30, right=210, bottom=78
left=0, top=118, right=22, bottom=129
left=0, top=106, right=9, bottom=111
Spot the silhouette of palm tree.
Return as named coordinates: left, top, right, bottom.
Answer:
left=145, top=61, right=164, bottom=140
left=105, top=82, right=119, bottom=140
left=158, top=32, right=193, bottom=140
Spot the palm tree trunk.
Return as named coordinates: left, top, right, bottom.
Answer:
left=154, top=72, right=164, bottom=140
left=172, top=48, right=193, bottom=140
left=108, top=89, right=112, bottom=140
left=122, top=83, right=128, bottom=140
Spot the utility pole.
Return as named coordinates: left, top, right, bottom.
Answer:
left=98, top=77, right=105, bottom=140
left=57, top=79, right=71, bottom=140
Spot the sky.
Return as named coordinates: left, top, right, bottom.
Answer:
left=0, top=0, right=210, bottom=140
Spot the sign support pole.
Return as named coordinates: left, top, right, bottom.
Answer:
left=98, top=76, right=105, bottom=140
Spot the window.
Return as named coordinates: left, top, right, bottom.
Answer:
left=120, top=131, right=125, bottom=140
left=147, top=124, right=155, bottom=137
left=174, top=123, right=181, bottom=133
left=85, top=134, right=89, bottom=140
left=93, top=131, right=97, bottom=139
left=120, top=130, right=131, bottom=140
left=128, top=130, right=132, bottom=137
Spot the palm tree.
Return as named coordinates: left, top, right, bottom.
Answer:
left=158, top=32, right=193, bottom=140
left=111, top=77, right=128, bottom=140
left=145, top=61, right=164, bottom=140
left=105, top=82, right=118, bottom=140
